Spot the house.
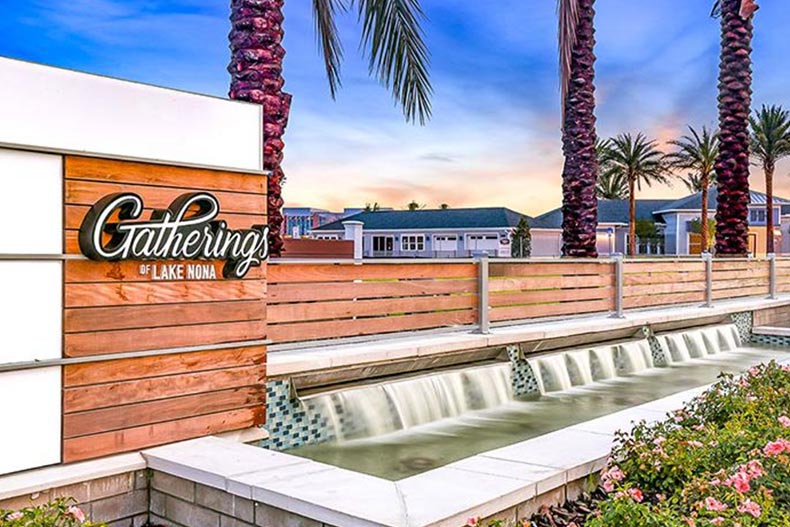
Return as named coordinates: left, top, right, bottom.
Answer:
left=530, top=199, right=675, bottom=257
left=312, top=207, right=534, bottom=258
left=530, top=189, right=790, bottom=257
left=654, top=189, right=790, bottom=255
left=282, top=207, right=365, bottom=237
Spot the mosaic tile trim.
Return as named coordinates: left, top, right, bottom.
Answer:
left=751, top=333, right=790, bottom=347
left=647, top=335, right=669, bottom=367
left=507, top=345, right=540, bottom=397
left=732, top=311, right=753, bottom=343
left=259, top=379, right=335, bottom=452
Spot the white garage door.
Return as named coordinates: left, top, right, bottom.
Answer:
left=467, top=234, right=500, bottom=254
left=434, top=235, right=458, bottom=252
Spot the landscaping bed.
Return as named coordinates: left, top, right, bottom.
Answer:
left=470, top=361, right=790, bottom=527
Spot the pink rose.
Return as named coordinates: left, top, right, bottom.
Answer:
left=745, top=460, right=765, bottom=479
left=603, top=479, right=615, bottom=493
left=737, top=499, right=761, bottom=518
left=67, top=506, right=86, bottom=523
left=724, top=471, right=750, bottom=493
left=710, top=518, right=725, bottom=525
left=779, top=416, right=790, bottom=427
left=704, top=497, right=728, bottom=512
left=764, top=439, right=789, bottom=457
left=627, top=488, right=643, bottom=503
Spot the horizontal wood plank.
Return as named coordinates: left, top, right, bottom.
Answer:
left=268, top=295, right=475, bottom=324
left=268, top=310, right=476, bottom=343
left=65, top=300, right=265, bottom=333
left=64, top=387, right=263, bottom=439
left=268, top=279, right=476, bottom=304
left=65, top=320, right=266, bottom=357
left=65, top=280, right=266, bottom=307
left=65, top=180, right=265, bottom=215
left=488, top=274, right=613, bottom=292
left=489, top=298, right=613, bottom=322
left=268, top=263, right=477, bottom=283
left=65, top=156, right=266, bottom=194
left=64, top=365, right=264, bottom=412
left=65, top=260, right=265, bottom=283
left=490, top=286, right=612, bottom=307
left=64, top=346, right=265, bottom=387
left=63, top=408, right=263, bottom=462
left=489, top=262, right=611, bottom=277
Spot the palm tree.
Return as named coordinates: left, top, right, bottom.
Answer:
left=596, top=171, right=628, bottom=200
left=229, top=0, right=432, bottom=255
left=600, top=133, right=669, bottom=256
left=666, top=126, right=719, bottom=253
left=750, top=105, right=790, bottom=254
left=711, top=0, right=758, bottom=256
left=558, top=0, right=599, bottom=258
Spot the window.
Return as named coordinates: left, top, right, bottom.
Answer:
left=750, top=209, right=767, bottom=225
left=401, top=235, right=425, bottom=252
left=372, top=236, right=394, bottom=253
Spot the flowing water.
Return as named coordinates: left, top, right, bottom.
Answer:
left=290, top=324, right=788, bottom=480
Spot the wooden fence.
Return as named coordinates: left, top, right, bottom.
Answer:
left=268, top=256, right=782, bottom=345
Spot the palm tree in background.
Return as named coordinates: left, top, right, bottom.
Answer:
left=600, top=133, right=669, bottom=256
left=558, top=0, right=599, bottom=258
left=711, top=0, right=759, bottom=255
left=595, top=138, right=628, bottom=199
left=666, top=126, right=719, bottom=253
left=750, top=105, right=790, bottom=254
left=229, top=0, right=432, bottom=255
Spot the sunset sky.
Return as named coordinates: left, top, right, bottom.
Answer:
left=3, top=1, right=790, bottom=216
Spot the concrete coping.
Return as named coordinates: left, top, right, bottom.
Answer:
left=141, top=385, right=715, bottom=527
left=754, top=326, right=790, bottom=337
left=268, top=295, right=790, bottom=379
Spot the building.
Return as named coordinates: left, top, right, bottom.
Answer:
left=313, top=207, right=534, bottom=258
left=530, top=190, right=790, bottom=257
left=282, top=207, right=357, bottom=237
left=531, top=199, right=674, bottom=256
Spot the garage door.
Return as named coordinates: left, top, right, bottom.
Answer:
left=467, top=234, right=500, bottom=254
left=434, top=235, right=458, bottom=252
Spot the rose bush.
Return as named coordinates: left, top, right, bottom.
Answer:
left=0, top=498, right=106, bottom=526
left=588, top=361, right=790, bottom=527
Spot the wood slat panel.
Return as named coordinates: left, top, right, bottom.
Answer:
left=65, top=320, right=266, bottom=357
left=268, top=310, right=476, bottom=342
left=65, top=180, right=265, bottom=215
left=713, top=286, right=767, bottom=300
left=489, top=298, right=613, bottom=322
left=63, top=408, right=264, bottom=462
left=64, top=365, right=264, bottom=412
left=268, top=295, right=475, bottom=324
left=489, top=286, right=612, bottom=307
left=624, top=261, right=706, bottom=273
left=64, top=387, right=263, bottom=439
left=65, top=156, right=267, bottom=194
left=66, top=204, right=265, bottom=231
left=65, top=260, right=266, bottom=283
left=488, top=274, right=613, bottom=292
left=624, top=291, right=705, bottom=309
left=66, top=300, right=265, bottom=333
left=489, top=262, right=610, bottom=277
left=624, top=281, right=707, bottom=297
left=624, top=271, right=707, bottom=286
left=65, top=280, right=266, bottom=307
left=268, top=279, right=476, bottom=304
left=64, top=346, right=265, bottom=387
left=268, top=263, right=477, bottom=283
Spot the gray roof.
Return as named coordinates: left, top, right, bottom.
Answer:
left=532, top=199, right=675, bottom=229
left=656, top=188, right=790, bottom=212
left=315, top=207, right=536, bottom=231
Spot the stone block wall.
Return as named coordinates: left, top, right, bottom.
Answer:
left=0, top=471, right=148, bottom=527
left=148, top=471, right=337, bottom=527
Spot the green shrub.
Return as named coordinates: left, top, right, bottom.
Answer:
left=587, top=361, right=790, bottom=527
left=0, top=498, right=106, bottom=526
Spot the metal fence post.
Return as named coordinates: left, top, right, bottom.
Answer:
left=612, top=254, right=624, bottom=318
left=768, top=253, right=777, bottom=299
left=703, top=252, right=713, bottom=308
left=477, top=254, right=490, bottom=334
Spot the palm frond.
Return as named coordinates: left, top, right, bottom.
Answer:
left=557, top=0, right=581, bottom=111
left=711, top=0, right=722, bottom=18
left=666, top=125, right=719, bottom=186
left=355, top=0, right=433, bottom=124
left=600, top=132, right=670, bottom=192
left=313, top=0, right=348, bottom=98
left=750, top=105, right=790, bottom=166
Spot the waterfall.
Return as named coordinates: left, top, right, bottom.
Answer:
left=657, top=324, right=742, bottom=365
left=304, top=363, right=513, bottom=441
left=302, top=324, right=744, bottom=443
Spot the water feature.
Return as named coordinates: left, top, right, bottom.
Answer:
left=290, top=324, right=788, bottom=480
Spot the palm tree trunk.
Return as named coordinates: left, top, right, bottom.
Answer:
left=766, top=161, right=775, bottom=254
left=228, top=0, right=291, bottom=256
left=561, top=0, right=599, bottom=258
left=628, top=176, right=636, bottom=256
left=714, top=0, right=754, bottom=256
left=701, top=174, right=709, bottom=253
